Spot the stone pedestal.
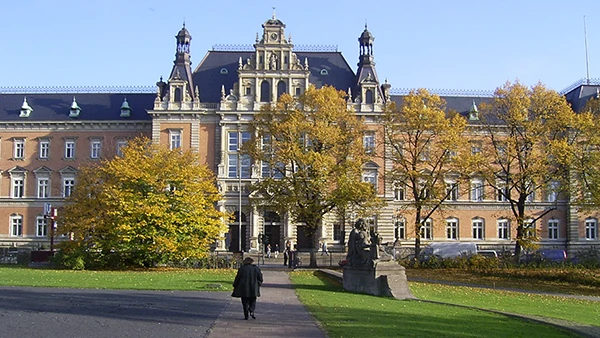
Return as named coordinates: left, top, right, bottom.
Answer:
left=343, top=260, right=416, bottom=300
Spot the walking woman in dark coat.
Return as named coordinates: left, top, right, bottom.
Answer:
left=232, top=257, right=263, bottom=320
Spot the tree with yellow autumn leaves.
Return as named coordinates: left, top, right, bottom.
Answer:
left=56, top=137, right=228, bottom=269
left=245, top=86, right=381, bottom=267
left=381, top=89, right=469, bottom=258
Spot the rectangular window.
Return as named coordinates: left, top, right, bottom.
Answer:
left=63, top=179, right=75, bottom=197
left=498, top=219, right=510, bottom=240
left=14, top=139, right=25, bottom=159
left=446, top=219, right=458, bottom=239
left=37, top=178, right=49, bottom=198
left=395, top=217, right=405, bottom=240
left=394, top=186, right=405, bottom=201
left=39, top=140, right=50, bottom=159
left=472, top=219, right=484, bottom=239
left=170, top=130, right=182, bottom=150
left=446, top=183, right=458, bottom=201
left=548, top=219, right=559, bottom=240
left=228, top=154, right=238, bottom=178
left=363, top=171, right=377, bottom=188
left=240, top=154, right=251, bottom=178
left=64, top=140, right=75, bottom=159
left=497, top=185, right=509, bottom=202
left=363, top=132, right=375, bottom=154
left=471, top=179, right=484, bottom=201
left=333, top=223, right=342, bottom=241
left=420, top=219, right=432, bottom=240
left=585, top=219, right=597, bottom=240
left=11, top=216, right=23, bottom=237
left=90, top=140, right=101, bottom=159
left=12, top=178, right=24, bottom=198
left=228, top=131, right=250, bottom=151
left=547, top=181, right=559, bottom=202
left=36, top=217, right=48, bottom=237
left=116, top=140, right=127, bottom=157
left=471, top=142, right=482, bottom=155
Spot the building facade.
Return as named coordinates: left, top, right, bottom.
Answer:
left=1, top=15, right=599, bottom=255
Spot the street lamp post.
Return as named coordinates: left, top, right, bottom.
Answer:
left=238, top=149, right=242, bottom=253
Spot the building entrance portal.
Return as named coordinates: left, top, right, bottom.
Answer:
left=229, top=212, right=247, bottom=252
left=263, top=211, right=282, bottom=250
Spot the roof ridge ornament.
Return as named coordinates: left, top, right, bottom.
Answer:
left=272, top=6, right=276, bottom=20
left=19, top=97, right=33, bottom=118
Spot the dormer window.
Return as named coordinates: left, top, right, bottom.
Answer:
left=69, top=97, right=81, bottom=118
left=220, top=68, right=229, bottom=74
left=469, top=100, right=479, bottom=121
left=19, top=97, right=33, bottom=118
left=120, top=98, right=132, bottom=118
left=320, top=69, right=329, bottom=76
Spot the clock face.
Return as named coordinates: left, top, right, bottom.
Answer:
left=271, top=33, right=278, bottom=41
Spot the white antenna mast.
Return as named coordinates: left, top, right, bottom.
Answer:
left=584, top=15, right=591, bottom=84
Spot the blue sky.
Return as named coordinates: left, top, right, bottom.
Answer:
left=2, top=0, right=599, bottom=92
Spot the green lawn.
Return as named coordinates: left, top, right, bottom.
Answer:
left=410, top=281, right=600, bottom=326
left=0, top=266, right=236, bottom=291
left=290, top=271, right=581, bottom=338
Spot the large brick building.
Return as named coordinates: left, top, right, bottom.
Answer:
left=1, top=15, right=598, bottom=255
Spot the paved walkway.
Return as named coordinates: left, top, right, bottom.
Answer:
left=207, top=264, right=326, bottom=338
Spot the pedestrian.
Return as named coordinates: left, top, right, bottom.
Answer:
left=266, top=243, right=271, bottom=258
left=274, top=243, right=280, bottom=259
left=321, top=241, right=329, bottom=255
left=232, top=257, right=263, bottom=320
left=284, top=240, right=292, bottom=266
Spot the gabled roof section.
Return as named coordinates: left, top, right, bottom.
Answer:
left=0, top=92, right=154, bottom=121
left=192, top=50, right=356, bottom=103
left=563, top=83, right=600, bottom=113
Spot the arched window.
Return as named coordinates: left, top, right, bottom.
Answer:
left=365, top=89, right=374, bottom=104
left=277, top=80, right=287, bottom=99
left=260, top=80, right=271, bottom=102
left=174, top=87, right=182, bottom=102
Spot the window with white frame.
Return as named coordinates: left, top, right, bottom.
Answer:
left=116, top=139, right=127, bottom=157
left=11, top=174, right=25, bottom=198
left=470, top=178, right=484, bottom=201
left=36, top=216, right=48, bottom=237
left=394, top=185, right=405, bottom=201
left=228, top=154, right=251, bottom=178
left=446, top=182, right=458, bottom=201
left=63, top=178, right=75, bottom=197
left=446, top=218, right=458, bottom=239
left=333, top=223, right=342, bottom=241
left=498, top=219, right=510, bottom=239
left=471, top=141, right=482, bottom=155
left=37, top=177, right=50, bottom=198
left=39, top=139, right=50, bottom=159
left=548, top=219, right=559, bottom=240
left=394, top=215, right=405, bottom=240
left=547, top=181, right=559, bottom=202
left=496, top=182, right=509, bottom=202
left=363, top=131, right=375, bottom=154
left=472, top=218, right=484, bottom=239
left=585, top=219, right=597, bottom=240
left=10, top=215, right=23, bottom=236
left=362, top=170, right=377, bottom=187
left=90, top=139, right=101, bottom=159
left=169, top=129, right=182, bottom=150
left=420, top=219, right=432, bottom=240
left=524, top=218, right=536, bottom=238
left=13, top=138, right=25, bottom=159
left=64, top=139, right=76, bottom=159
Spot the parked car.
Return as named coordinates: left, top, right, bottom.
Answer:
left=477, top=250, right=498, bottom=258
left=519, top=249, right=567, bottom=264
left=419, top=242, right=478, bottom=261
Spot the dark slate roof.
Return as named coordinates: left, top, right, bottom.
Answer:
left=389, top=94, right=493, bottom=118
left=0, top=93, right=155, bottom=121
left=192, top=51, right=356, bottom=103
left=563, top=84, right=600, bottom=113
